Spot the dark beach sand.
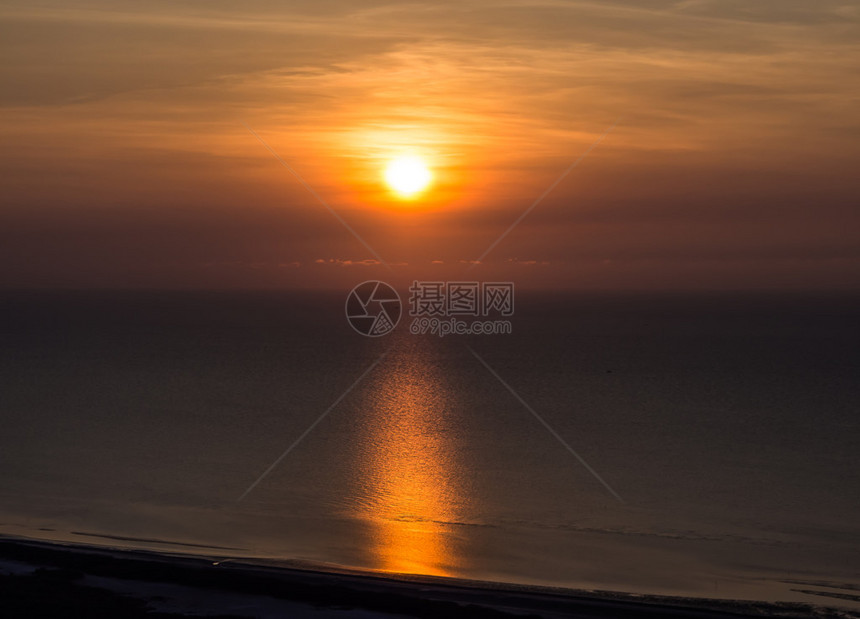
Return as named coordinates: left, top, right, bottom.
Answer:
left=1, top=536, right=856, bottom=618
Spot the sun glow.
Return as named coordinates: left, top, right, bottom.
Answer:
left=384, top=156, right=432, bottom=197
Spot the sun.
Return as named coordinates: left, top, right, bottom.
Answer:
left=384, top=156, right=432, bottom=197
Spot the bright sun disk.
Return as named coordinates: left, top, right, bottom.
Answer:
left=384, top=156, right=432, bottom=197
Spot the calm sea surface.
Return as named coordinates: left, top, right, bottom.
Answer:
left=0, top=290, right=858, bottom=607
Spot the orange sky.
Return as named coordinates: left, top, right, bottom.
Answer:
left=1, top=1, right=858, bottom=289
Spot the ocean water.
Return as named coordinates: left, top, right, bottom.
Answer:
left=0, top=290, right=858, bottom=608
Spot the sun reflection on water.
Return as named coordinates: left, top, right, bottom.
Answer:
left=350, top=345, right=462, bottom=576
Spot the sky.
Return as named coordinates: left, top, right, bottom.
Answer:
left=1, top=0, right=858, bottom=290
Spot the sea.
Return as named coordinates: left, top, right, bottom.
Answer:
left=0, top=289, right=858, bottom=609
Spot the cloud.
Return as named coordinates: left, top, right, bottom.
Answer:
left=312, top=258, right=386, bottom=266
left=0, top=0, right=857, bottom=289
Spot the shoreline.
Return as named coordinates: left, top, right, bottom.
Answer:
left=1, top=535, right=856, bottom=618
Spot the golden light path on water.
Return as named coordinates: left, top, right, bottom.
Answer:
left=350, top=343, right=462, bottom=576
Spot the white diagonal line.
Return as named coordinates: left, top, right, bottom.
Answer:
left=242, top=122, right=391, bottom=271
left=468, top=346, right=624, bottom=503
left=236, top=350, right=389, bottom=502
left=467, top=118, right=621, bottom=270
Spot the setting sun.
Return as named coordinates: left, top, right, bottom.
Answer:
left=384, top=156, right=432, bottom=197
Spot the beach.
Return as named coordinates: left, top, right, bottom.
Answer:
left=3, top=536, right=858, bottom=618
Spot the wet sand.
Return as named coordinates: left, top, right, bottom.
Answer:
left=1, top=536, right=856, bottom=618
